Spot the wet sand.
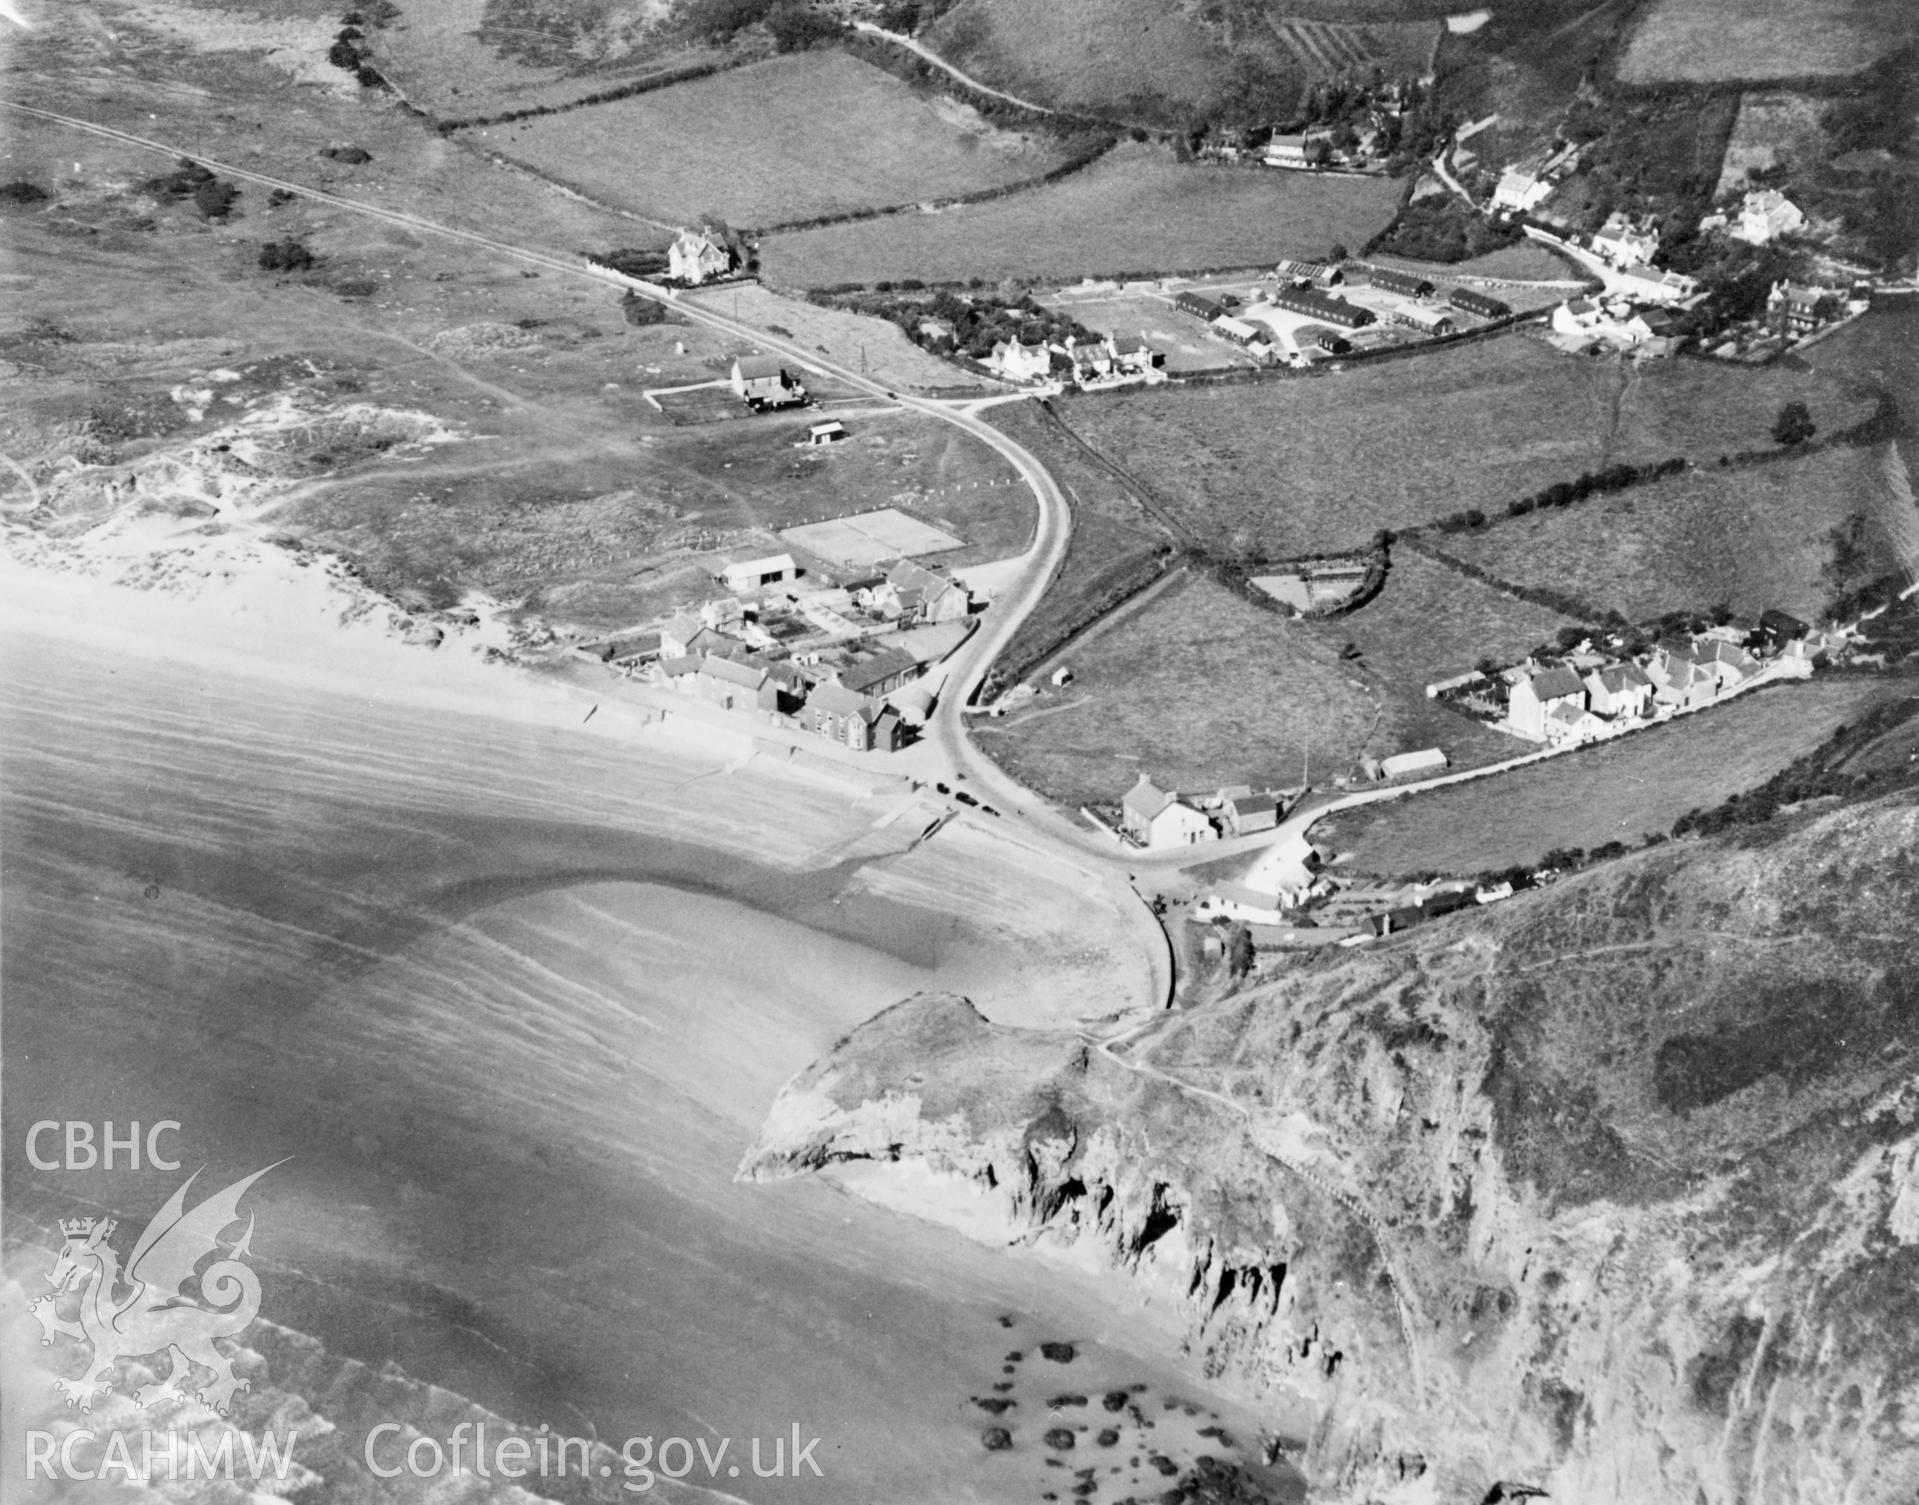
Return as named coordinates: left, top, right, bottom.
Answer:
left=1, top=586, right=1296, bottom=1502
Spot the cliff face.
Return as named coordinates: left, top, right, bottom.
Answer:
left=741, top=789, right=1919, bottom=1504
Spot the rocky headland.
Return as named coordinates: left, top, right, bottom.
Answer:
left=742, top=789, right=1919, bottom=1504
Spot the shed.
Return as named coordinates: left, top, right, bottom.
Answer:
left=719, top=553, right=797, bottom=593
left=806, top=420, right=848, bottom=446
left=1380, top=748, right=1448, bottom=779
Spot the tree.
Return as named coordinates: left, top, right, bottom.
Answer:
left=1772, top=400, right=1817, bottom=447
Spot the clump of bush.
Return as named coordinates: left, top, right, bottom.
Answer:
left=259, top=238, right=317, bottom=272
left=0, top=181, right=50, bottom=206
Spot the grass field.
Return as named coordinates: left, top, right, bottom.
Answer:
left=1616, top=0, right=1910, bottom=82
left=1440, top=444, right=1916, bottom=624
left=473, top=50, right=1079, bottom=227
left=975, top=570, right=1380, bottom=807
left=758, top=143, right=1402, bottom=287
left=1315, top=678, right=1899, bottom=876
left=1056, top=334, right=1878, bottom=559
left=1303, top=548, right=1579, bottom=768
left=925, top=0, right=1296, bottom=126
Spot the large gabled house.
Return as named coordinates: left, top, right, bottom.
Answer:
left=1120, top=775, right=1215, bottom=848
left=1508, top=666, right=1587, bottom=740
left=1732, top=189, right=1805, bottom=246
left=820, top=645, right=922, bottom=699
left=806, top=682, right=904, bottom=752
left=669, top=228, right=733, bottom=285
left=876, top=559, right=970, bottom=625
left=988, top=339, right=1054, bottom=383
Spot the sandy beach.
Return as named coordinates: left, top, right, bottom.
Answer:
left=0, top=550, right=1282, bottom=1502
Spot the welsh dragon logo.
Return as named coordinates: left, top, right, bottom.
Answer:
left=29, top=1164, right=280, bottom=1415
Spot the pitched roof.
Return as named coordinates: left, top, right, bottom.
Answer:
left=1523, top=666, right=1585, bottom=701
left=833, top=647, right=919, bottom=695
left=700, top=654, right=766, bottom=690
left=660, top=654, right=701, bottom=677
left=1121, top=774, right=1175, bottom=821
left=1226, top=792, right=1281, bottom=818
left=1592, top=663, right=1652, bottom=692
left=809, top=681, right=868, bottom=715
left=1549, top=700, right=1589, bottom=726
left=734, top=355, right=788, bottom=379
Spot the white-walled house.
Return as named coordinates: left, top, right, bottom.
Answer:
left=1732, top=189, right=1805, bottom=245
left=1121, top=775, right=1216, bottom=848
left=1509, top=666, right=1587, bottom=739
left=1584, top=663, right=1654, bottom=719
left=669, top=229, right=732, bottom=284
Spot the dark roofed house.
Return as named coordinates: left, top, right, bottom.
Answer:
left=696, top=653, right=778, bottom=712
left=1759, top=608, right=1809, bottom=648
left=828, top=646, right=921, bottom=699
left=1583, top=662, right=1653, bottom=719
left=1175, top=291, right=1228, bottom=321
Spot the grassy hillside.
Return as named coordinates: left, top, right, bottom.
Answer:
left=471, top=50, right=1083, bottom=226
left=1439, top=443, right=1913, bottom=625
left=924, top=0, right=1300, bottom=128
left=759, top=142, right=1401, bottom=286
left=757, top=784, right=1919, bottom=1503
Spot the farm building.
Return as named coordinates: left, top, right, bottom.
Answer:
left=1108, top=334, right=1163, bottom=372
left=806, top=420, right=848, bottom=446
left=1275, top=260, right=1343, bottom=287
left=1120, top=775, right=1216, bottom=848
left=1175, top=291, right=1229, bottom=321
left=1389, top=304, right=1454, bottom=335
left=1509, top=665, right=1586, bottom=739
left=1380, top=748, right=1448, bottom=779
left=1267, top=284, right=1375, bottom=328
left=718, top=552, right=798, bottom=593
left=1447, top=286, right=1511, bottom=320
left=731, top=355, right=807, bottom=409
left=1316, top=331, right=1353, bottom=355
left=1219, top=789, right=1281, bottom=836
left=669, top=229, right=732, bottom=284
left=1213, top=315, right=1263, bottom=346
left=1360, top=265, right=1435, bottom=298
left=1758, top=609, right=1809, bottom=648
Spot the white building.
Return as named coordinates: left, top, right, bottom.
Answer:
left=1591, top=212, right=1659, bottom=267
left=1493, top=165, right=1554, bottom=212
left=668, top=229, right=732, bottom=284
left=1732, top=189, right=1805, bottom=246
left=718, top=553, right=797, bottom=594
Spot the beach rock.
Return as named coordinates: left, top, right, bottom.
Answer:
left=1102, top=1390, right=1129, bottom=1411
left=1039, top=1342, right=1077, bottom=1364
left=1097, top=1429, right=1120, bottom=1447
left=974, top=1396, right=1016, bottom=1414
left=1047, top=1393, right=1087, bottom=1408
left=981, top=1427, right=1013, bottom=1451
left=1044, top=1428, right=1076, bottom=1451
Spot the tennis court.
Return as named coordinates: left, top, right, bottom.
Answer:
left=780, top=507, right=965, bottom=566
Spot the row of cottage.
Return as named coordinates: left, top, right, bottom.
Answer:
left=987, top=331, right=1166, bottom=387
left=1497, top=612, right=1821, bottom=745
